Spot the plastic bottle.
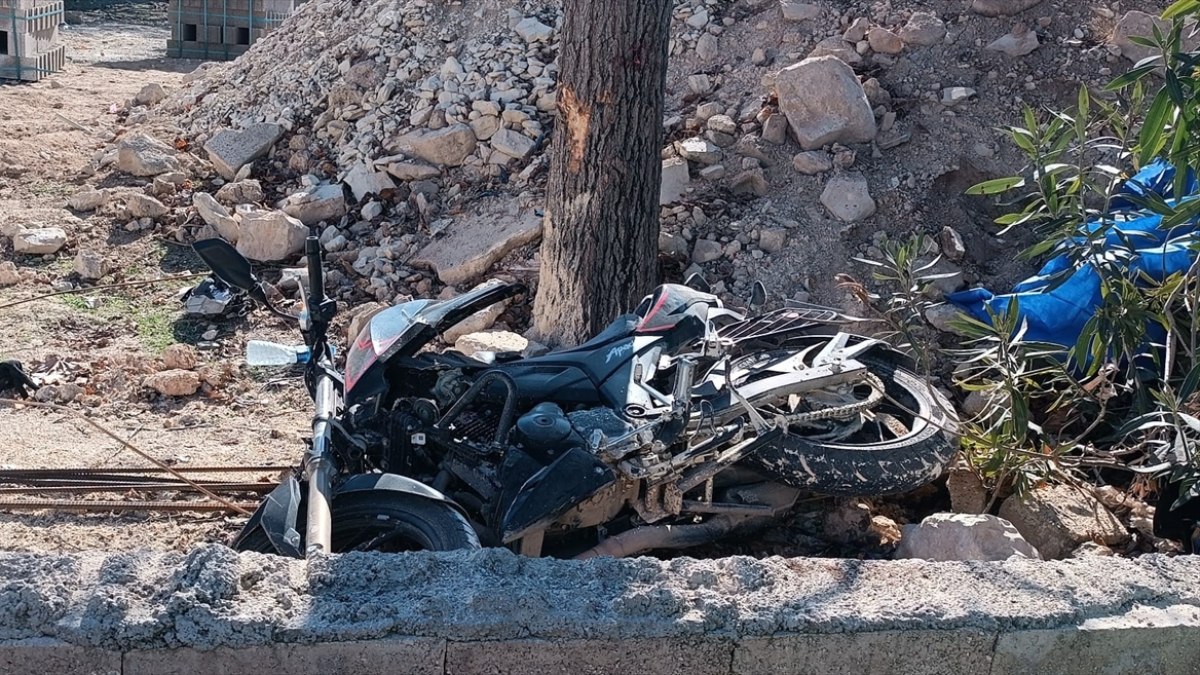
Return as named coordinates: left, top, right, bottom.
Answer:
left=245, top=340, right=311, bottom=366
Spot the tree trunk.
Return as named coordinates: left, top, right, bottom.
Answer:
left=530, top=0, right=673, bottom=347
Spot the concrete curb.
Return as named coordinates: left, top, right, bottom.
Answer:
left=1, top=547, right=1198, bottom=673
left=9, top=619, right=1200, bottom=675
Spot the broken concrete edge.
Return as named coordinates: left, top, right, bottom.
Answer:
left=2, top=545, right=1200, bottom=660
left=8, top=617, right=1200, bottom=675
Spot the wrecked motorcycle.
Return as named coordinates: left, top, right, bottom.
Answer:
left=190, top=236, right=959, bottom=559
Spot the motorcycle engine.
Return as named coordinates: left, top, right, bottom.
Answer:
left=513, top=404, right=635, bottom=464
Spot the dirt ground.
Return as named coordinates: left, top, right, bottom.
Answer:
left=0, top=3, right=311, bottom=551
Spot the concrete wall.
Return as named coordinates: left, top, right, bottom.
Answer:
left=166, top=0, right=297, bottom=60
left=0, top=0, right=63, bottom=82
left=8, top=620, right=1200, bottom=675
left=0, top=546, right=1198, bottom=674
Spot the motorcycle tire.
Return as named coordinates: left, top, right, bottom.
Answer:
left=235, top=491, right=481, bottom=554
left=743, top=352, right=959, bottom=496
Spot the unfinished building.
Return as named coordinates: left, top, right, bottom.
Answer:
left=0, top=0, right=65, bottom=82
left=167, top=0, right=298, bottom=60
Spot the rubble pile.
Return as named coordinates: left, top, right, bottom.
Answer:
left=34, top=0, right=1170, bottom=325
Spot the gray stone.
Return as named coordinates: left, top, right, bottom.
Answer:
left=385, top=161, right=441, bottom=181
left=736, top=631, right=997, bottom=675
left=125, top=193, right=168, bottom=219
left=204, top=123, right=283, bottom=180
left=134, top=82, right=167, bottom=106
left=660, top=158, right=690, bottom=205
left=761, top=114, right=788, bottom=145
left=706, top=114, right=737, bottom=136
left=412, top=205, right=542, bottom=285
left=514, top=17, right=554, bottom=43
left=998, top=485, right=1130, bottom=560
left=940, top=226, right=966, bottom=262
left=117, top=133, right=181, bottom=177
left=490, top=129, right=536, bottom=160
left=947, top=463, right=988, bottom=514
left=696, top=33, right=719, bottom=61
left=695, top=102, right=723, bottom=122
left=67, top=189, right=107, bottom=211
left=194, top=192, right=240, bottom=242
left=821, top=173, right=876, bottom=222
left=731, top=168, right=769, bottom=196
left=236, top=210, right=308, bottom=262
left=73, top=249, right=108, bottom=281
left=469, top=115, right=501, bottom=141
left=867, top=27, right=904, bottom=54
left=144, top=369, right=201, bottom=397
left=360, top=201, right=383, bottom=221
left=659, top=232, right=690, bottom=257
left=924, top=303, right=967, bottom=334
left=0, top=261, right=19, bottom=286
left=395, top=124, right=478, bottom=167
left=780, top=1, right=820, bottom=21
left=676, top=137, right=722, bottom=165
left=970, top=0, right=1043, bottom=17
left=986, top=29, right=1040, bottom=57
left=793, top=151, right=833, bottom=175
left=1112, top=11, right=1199, bottom=62
left=775, top=57, right=876, bottom=150
left=759, top=228, right=787, bottom=254
left=215, top=179, right=264, bottom=205
left=896, top=513, right=1042, bottom=561
left=692, top=239, right=724, bottom=264
left=344, top=161, right=396, bottom=201
left=686, top=7, right=708, bottom=27
left=899, top=12, right=947, bottom=46
left=698, top=165, right=726, bottom=180
left=454, top=331, right=529, bottom=358
left=843, top=17, right=870, bottom=43
left=687, top=74, right=713, bottom=95
left=808, top=36, right=863, bottom=66
left=941, top=87, right=976, bottom=107
left=282, top=184, right=348, bottom=226
left=13, top=227, right=67, bottom=254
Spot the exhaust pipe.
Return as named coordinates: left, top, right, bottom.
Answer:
left=573, top=482, right=798, bottom=560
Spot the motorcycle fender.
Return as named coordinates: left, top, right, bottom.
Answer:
left=232, top=475, right=304, bottom=558
left=233, top=473, right=467, bottom=558
left=500, top=447, right=617, bottom=545
left=336, top=472, right=465, bottom=515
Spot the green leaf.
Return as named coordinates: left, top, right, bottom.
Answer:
left=1165, top=68, right=1187, bottom=108
left=1106, top=64, right=1158, bottom=90
left=1162, top=198, right=1200, bottom=228
left=1164, top=0, right=1200, bottom=18
left=966, top=176, right=1026, bottom=196
left=1128, top=35, right=1162, bottom=49
left=1138, top=89, right=1174, bottom=166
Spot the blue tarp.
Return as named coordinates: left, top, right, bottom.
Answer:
left=945, top=159, right=1200, bottom=352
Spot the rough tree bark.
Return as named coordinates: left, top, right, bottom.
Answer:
left=530, top=0, right=674, bottom=347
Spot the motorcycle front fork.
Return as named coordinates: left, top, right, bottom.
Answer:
left=304, top=368, right=339, bottom=557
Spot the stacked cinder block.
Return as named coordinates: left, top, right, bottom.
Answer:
left=0, top=0, right=65, bottom=82
left=167, top=0, right=297, bottom=60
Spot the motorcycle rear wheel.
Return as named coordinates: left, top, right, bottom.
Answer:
left=743, top=352, right=958, bottom=496
left=235, top=491, right=481, bottom=554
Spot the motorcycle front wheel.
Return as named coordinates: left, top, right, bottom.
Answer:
left=741, top=352, right=959, bottom=496
left=234, top=491, right=481, bottom=554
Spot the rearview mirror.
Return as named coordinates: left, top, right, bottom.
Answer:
left=193, top=238, right=257, bottom=292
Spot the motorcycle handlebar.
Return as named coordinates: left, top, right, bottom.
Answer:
left=305, top=236, right=325, bottom=310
